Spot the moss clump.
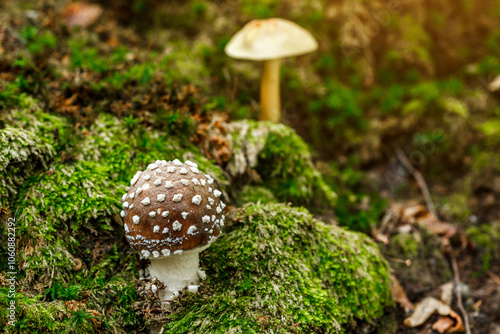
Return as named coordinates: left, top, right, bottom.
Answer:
left=384, top=230, right=451, bottom=291
left=164, top=203, right=392, bottom=333
left=227, top=120, right=337, bottom=209
left=0, top=127, right=54, bottom=206
left=467, top=222, right=500, bottom=271
left=236, top=185, right=276, bottom=206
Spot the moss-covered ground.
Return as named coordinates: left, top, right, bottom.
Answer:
left=1, top=0, right=500, bottom=332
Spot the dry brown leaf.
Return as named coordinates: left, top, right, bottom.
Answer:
left=404, top=297, right=464, bottom=332
left=432, top=316, right=455, bottom=333
left=62, top=2, right=103, bottom=28
left=390, top=275, right=414, bottom=313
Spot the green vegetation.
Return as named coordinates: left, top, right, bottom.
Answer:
left=467, top=222, right=500, bottom=271
left=164, top=203, right=392, bottom=333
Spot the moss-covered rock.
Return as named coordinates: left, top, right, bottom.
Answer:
left=163, top=203, right=392, bottom=333
left=225, top=120, right=337, bottom=209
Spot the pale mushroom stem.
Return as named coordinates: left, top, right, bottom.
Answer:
left=148, top=250, right=201, bottom=302
left=260, top=58, right=282, bottom=123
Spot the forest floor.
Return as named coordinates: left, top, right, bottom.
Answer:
left=1, top=0, right=500, bottom=333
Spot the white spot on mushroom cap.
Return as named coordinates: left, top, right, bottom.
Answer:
left=206, top=174, right=214, bottom=184
left=208, top=187, right=212, bottom=193
left=216, top=205, right=222, bottom=214
left=185, top=160, right=198, bottom=168
left=143, top=183, right=151, bottom=190
left=206, top=205, right=211, bottom=210
left=187, top=225, right=198, bottom=235
left=122, top=193, right=127, bottom=201
left=173, top=159, right=182, bottom=166
left=162, top=227, right=169, bottom=234
left=208, top=197, right=214, bottom=205
left=148, top=163, right=158, bottom=170
left=153, top=225, right=160, bottom=233
left=156, top=169, right=162, bottom=174
left=173, top=194, right=183, bottom=202
left=165, top=181, right=174, bottom=189
left=153, top=251, right=160, bottom=258
left=144, top=174, right=151, bottom=181
left=124, top=223, right=129, bottom=232
left=123, top=201, right=129, bottom=208
left=141, top=197, right=151, bottom=206
left=130, top=171, right=142, bottom=186
left=149, top=211, right=157, bottom=218
left=191, top=168, right=199, bottom=174
left=179, top=168, right=188, bottom=174
left=141, top=250, right=151, bottom=257
left=162, top=211, right=170, bottom=217
left=126, top=186, right=130, bottom=191
left=136, top=187, right=143, bottom=195
left=192, top=178, right=200, bottom=185
left=174, top=250, right=183, bottom=255
left=213, top=189, right=222, bottom=198
left=182, top=212, right=189, bottom=219
left=192, top=195, right=202, bottom=205
left=120, top=210, right=125, bottom=218
left=200, top=179, right=206, bottom=186
left=220, top=202, right=226, bottom=209
left=181, top=179, right=190, bottom=186
left=173, top=221, right=182, bottom=231
left=167, top=166, right=176, bottom=173
left=202, top=215, right=210, bottom=223
left=212, top=215, right=216, bottom=222
left=133, top=215, right=140, bottom=224
left=154, top=178, right=162, bottom=186
left=129, top=192, right=135, bottom=199
left=162, top=249, right=170, bottom=256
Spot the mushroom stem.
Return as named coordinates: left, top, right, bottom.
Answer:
left=260, top=58, right=282, bottom=123
left=148, top=250, right=201, bottom=302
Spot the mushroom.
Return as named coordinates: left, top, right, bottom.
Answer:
left=225, top=18, right=318, bottom=123
left=121, top=159, right=226, bottom=302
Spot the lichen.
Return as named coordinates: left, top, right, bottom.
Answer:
left=163, top=202, right=392, bottom=333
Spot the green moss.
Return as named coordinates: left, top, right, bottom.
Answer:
left=236, top=185, right=276, bottom=206
left=466, top=222, right=500, bottom=271
left=0, top=127, right=54, bottom=206
left=164, top=203, right=392, bottom=333
left=227, top=120, right=337, bottom=209
left=384, top=230, right=451, bottom=288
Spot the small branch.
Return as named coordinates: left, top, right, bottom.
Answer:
left=451, top=256, right=471, bottom=334
left=395, top=148, right=437, bottom=217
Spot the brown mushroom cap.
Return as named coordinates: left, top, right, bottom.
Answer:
left=120, top=159, right=225, bottom=259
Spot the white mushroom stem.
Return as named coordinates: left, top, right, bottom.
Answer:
left=260, top=58, right=282, bottom=123
left=148, top=249, right=202, bottom=302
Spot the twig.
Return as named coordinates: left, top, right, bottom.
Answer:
left=395, top=148, right=437, bottom=217
left=451, top=256, right=471, bottom=334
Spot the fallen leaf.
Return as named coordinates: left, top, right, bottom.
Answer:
left=432, top=316, right=455, bottom=333
left=62, top=2, right=103, bottom=28
left=390, top=275, right=414, bottom=313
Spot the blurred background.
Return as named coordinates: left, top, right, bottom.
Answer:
left=1, top=0, right=500, bottom=332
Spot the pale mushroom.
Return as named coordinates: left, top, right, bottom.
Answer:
left=121, top=159, right=226, bottom=302
left=225, top=18, right=318, bottom=123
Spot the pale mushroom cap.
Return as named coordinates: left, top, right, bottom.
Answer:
left=225, top=18, right=318, bottom=61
